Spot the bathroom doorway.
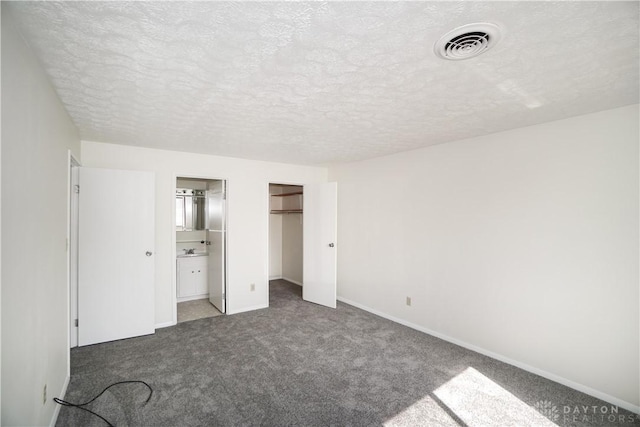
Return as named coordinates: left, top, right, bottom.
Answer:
left=175, top=177, right=227, bottom=323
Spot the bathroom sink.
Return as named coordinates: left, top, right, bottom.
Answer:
left=177, top=252, right=208, bottom=258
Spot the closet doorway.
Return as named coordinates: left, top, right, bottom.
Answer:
left=269, top=184, right=304, bottom=296
left=175, top=177, right=227, bottom=323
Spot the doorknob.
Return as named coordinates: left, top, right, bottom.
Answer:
left=328, top=243, right=335, bottom=247
left=146, top=251, right=153, bottom=256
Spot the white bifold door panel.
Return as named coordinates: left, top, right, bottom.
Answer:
left=303, top=182, right=337, bottom=308
left=207, top=182, right=226, bottom=313
left=78, top=167, right=155, bottom=346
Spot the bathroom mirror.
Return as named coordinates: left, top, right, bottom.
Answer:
left=176, top=189, right=206, bottom=231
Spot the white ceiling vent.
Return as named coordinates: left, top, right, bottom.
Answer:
left=434, top=23, right=502, bottom=61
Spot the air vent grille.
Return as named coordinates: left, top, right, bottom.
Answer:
left=435, top=23, right=501, bottom=61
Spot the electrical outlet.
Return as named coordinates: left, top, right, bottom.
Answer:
left=406, top=297, right=412, bottom=306
left=43, top=384, right=47, bottom=405
left=250, top=283, right=255, bottom=292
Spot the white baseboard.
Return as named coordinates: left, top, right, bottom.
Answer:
left=227, top=303, right=268, bottom=315
left=337, top=296, right=640, bottom=414
left=155, top=320, right=176, bottom=329
left=177, top=294, right=208, bottom=303
left=282, top=277, right=302, bottom=286
left=269, top=275, right=282, bottom=280
left=50, top=375, right=70, bottom=427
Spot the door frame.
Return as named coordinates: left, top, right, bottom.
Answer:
left=171, top=174, right=229, bottom=325
left=265, top=181, right=305, bottom=306
left=67, top=151, right=80, bottom=354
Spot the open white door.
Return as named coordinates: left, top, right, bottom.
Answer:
left=208, top=181, right=226, bottom=313
left=78, top=167, right=155, bottom=346
left=69, top=158, right=80, bottom=348
left=303, top=182, right=337, bottom=308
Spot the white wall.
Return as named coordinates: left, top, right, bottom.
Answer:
left=0, top=8, right=3, bottom=421
left=282, top=214, right=303, bottom=284
left=176, top=178, right=207, bottom=190
left=329, top=105, right=639, bottom=410
left=176, top=231, right=207, bottom=255
left=81, top=141, right=327, bottom=323
left=1, top=8, right=81, bottom=426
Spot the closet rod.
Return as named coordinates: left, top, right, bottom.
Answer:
left=271, top=191, right=303, bottom=197
left=270, top=209, right=303, bottom=214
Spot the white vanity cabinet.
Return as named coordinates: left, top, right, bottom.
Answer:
left=177, top=256, right=208, bottom=300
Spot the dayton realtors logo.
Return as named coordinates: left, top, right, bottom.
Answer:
left=533, top=401, right=640, bottom=425
left=533, top=400, right=560, bottom=422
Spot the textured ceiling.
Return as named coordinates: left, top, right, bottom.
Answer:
left=7, top=1, right=639, bottom=165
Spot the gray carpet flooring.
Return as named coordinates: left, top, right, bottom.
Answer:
left=57, top=280, right=639, bottom=426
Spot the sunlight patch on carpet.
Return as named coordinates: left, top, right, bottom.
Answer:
left=433, top=367, right=556, bottom=426
left=383, top=395, right=459, bottom=427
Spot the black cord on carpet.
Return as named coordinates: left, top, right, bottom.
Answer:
left=54, top=380, right=153, bottom=427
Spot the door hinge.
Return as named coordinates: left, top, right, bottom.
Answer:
left=74, top=185, right=80, bottom=194
left=74, top=319, right=78, bottom=327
